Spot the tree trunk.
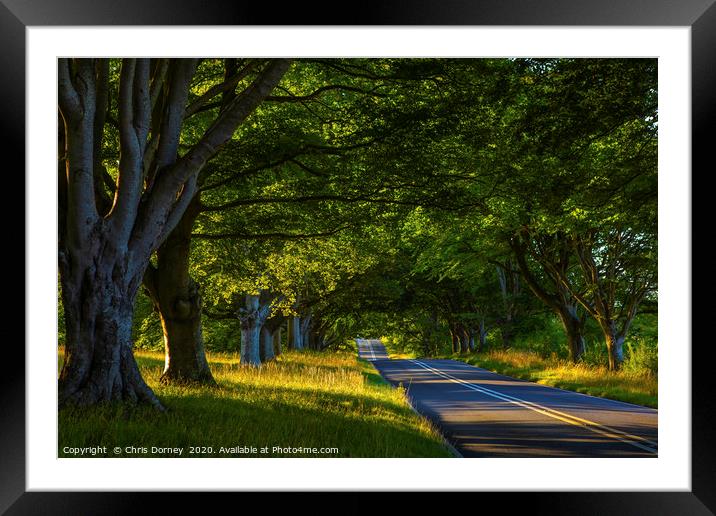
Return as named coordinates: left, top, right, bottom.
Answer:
left=241, top=323, right=261, bottom=366
left=602, top=322, right=625, bottom=371
left=145, top=195, right=214, bottom=385
left=300, top=314, right=312, bottom=349
left=57, top=58, right=292, bottom=409
left=285, top=319, right=293, bottom=350
left=557, top=305, right=586, bottom=363
left=273, top=327, right=282, bottom=356
left=458, top=326, right=469, bottom=353
left=239, top=294, right=271, bottom=366
left=422, top=334, right=432, bottom=357
left=467, top=328, right=476, bottom=352
left=292, top=316, right=303, bottom=350
left=260, top=326, right=275, bottom=362
left=450, top=327, right=459, bottom=354
left=497, top=261, right=520, bottom=351
left=261, top=315, right=284, bottom=359
left=477, top=319, right=487, bottom=353
left=58, top=251, right=162, bottom=409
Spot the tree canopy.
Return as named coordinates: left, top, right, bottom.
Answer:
left=58, top=57, right=658, bottom=409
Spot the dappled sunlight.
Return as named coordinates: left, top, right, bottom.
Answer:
left=56, top=58, right=657, bottom=462
left=58, top=348, right=452, bottom=457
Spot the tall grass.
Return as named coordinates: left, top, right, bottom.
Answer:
left=443, top=349, right=657, bottom=408
left=58, top=349, right=453, bottom=458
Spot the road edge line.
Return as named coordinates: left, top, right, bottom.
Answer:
left=412, top=359, right=657, bottom=455
left=357, top=341, right=462, bottom=458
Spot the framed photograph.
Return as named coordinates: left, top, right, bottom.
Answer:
left=7, top=0, right=710, bottom=513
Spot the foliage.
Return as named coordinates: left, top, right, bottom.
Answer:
left=58, top=57, right=658, bottom=406
left=133, top=290, right=163, bottom=351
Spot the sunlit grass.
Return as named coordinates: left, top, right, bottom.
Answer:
left=442, top=349, right=657, bottom=408
left=58, top=348, right=453, bottom=458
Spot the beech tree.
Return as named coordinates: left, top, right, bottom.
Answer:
left=510, top=230, right=588, bottom=362
left=61, top=57, right=657, bottom=383
left=567, top=228, right=656, bottom=370
left=58, top=58, right=291, bottom=408
left=141, top=58, right=446, bottom=377
left=165, top=58, right=484, bottom=366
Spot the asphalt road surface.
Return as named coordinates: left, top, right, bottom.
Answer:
left=356, top=339, right=658, bottom=458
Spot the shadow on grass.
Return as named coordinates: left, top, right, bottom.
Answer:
left=357, top=358, right=391, bottom=387
left=59, top=388, right=451, bottom=458
left=59, top=350, right=451, bottom=458
left=134, top=350, right=360, bottom=383
left=208, top=374, right=410, bottom=420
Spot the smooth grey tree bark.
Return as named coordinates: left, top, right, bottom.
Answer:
left=58, top=58, right=291, bottom=408
left=300, top=314, right=312, bottom=349
left=291, top=315, right=303, bottom=350
left=238, top=293, right=273, bottom=366
left=260, top=327, right=274, bottom=363
left=260, top=314, right=285, bottom=362
left=477, top=319, right=488, bottom=352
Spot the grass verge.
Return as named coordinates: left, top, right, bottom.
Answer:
left=59, top=349, right=453, bottom=458
left=440, top=349, right=657, bottom=408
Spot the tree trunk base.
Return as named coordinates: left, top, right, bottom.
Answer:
left=59, top=348, right=165, bottom=411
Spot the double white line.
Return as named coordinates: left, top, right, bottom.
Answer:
left=367, top=341, right=376, bottom=360
left=411, top=359, right=658, bottom=455
left=358, top=340, right=377, bottom=361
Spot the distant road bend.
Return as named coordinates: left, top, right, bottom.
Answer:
left=356, top=339, right=657, bottom=458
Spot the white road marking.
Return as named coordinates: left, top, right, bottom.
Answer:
left=411, top=359, right=657, bottom=455
left=356, top=339, right=377, bottom=361
left=368, top=341, right=376, bottom=360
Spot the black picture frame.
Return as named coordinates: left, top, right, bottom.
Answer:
left=5, top=0, right=710, bottom=513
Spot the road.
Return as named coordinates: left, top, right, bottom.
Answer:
left=356, top=339, right=658, bottom=458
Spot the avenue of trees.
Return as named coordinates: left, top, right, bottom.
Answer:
left=58, top=58, right=657, bottom=409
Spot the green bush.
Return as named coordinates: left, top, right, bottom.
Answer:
left=132, top=291, right=163, bottom=351
left=513, top=315, right=570, bottom=360
left=580, top=338, right=609, bottom=367
left=623, top=337, right=658, bottom=376
left=203, top=318, right=241, bottom=353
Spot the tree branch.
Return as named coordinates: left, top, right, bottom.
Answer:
left=265, top=84, right=386, bottom=103
left=92, top=59, right=112, bottom=215
left=192, top=224, right=350, bottom=241
left=156, top=175, right=198, bottom=247
left=129, top=59, right=290, bottom=268
left=149, top=58, right=169, bottom=111
left=61, top=59, right=99, bottom=247
left=58, top=58, right=81, bottom=121
left=153, top=59, right=199, bottom=171
left=179, top=59, right=292, bottom=173
left=184, top=60, right=255, bottom=118
left=198, top=155, right=295, bottom=192
left=110, top=59, right=152, bottom=247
